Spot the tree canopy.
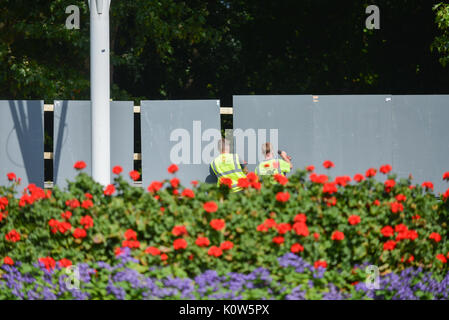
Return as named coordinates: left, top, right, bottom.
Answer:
left=0, top=0, right=448, bottom=105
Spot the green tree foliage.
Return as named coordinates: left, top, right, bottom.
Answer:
left=432, top=2, right=449, bottom=67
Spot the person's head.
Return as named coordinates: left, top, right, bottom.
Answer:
left=218, top=138, right=231, bottom=153
left=262, top=142, right=273, bottom=158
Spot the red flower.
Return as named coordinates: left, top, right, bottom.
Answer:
left=293, top=222, right=309, bottom=237
left=381, top=226, right=394, bottom=237
left=170, top=178, right=180, bottom=188
left=373, top=199, right=380, bottom=206
left=395, top=194, right=406, bottom=202
left=191, top=180, right=198, bottom=187
left=395, top=224, right=408, bottom=233
left=322, top=182, right=338, bottom=194
left=80, top=215, right=94, bottom=229
left=314, top=260, right=327, bottom=269
left=112, top=166, right=123, bottom=175
left=291, top=243, right=304, bottom=253
left=3, top=256, right=14, bottom=265
left=38, top=257, right=56, bottom=271
left=65, top=199, right=80, bottom=209
left=310, top=173, right=329, bottom=184
left=210, top=219, right=225, bottom=231
left=422, top=181, right=434, bottom=190
left=335, top=176, right=351, bottom=187
left=57, top=221, right=72, bottom=234
left=444, top=188, right=449, bottom=201
left=365, top=168, right=377, bottom=178
left=208, top=246, right=223, bottom=257
left=383, top=240, right=397, bottom=251
left=81, top=199, right=93, bottom=209
left=58, top=259, right=72, bottom=268
left=412, top=214, right=421, bottom=221
left=313, top=232, right=320, bottom=240
left=168, top=164, right=179, bottom=174
left=429, top=232, right=442, bottom=243
left=181, top=188, right=195, bottom=198
left=7, top=172, right=16, bottom=181
left=353, top=174, right=364, bottom=182
left=124, top=229, right=137, bottom=241
left=325, top=196, right=337, bottom=207
left=274, top=174, right=288, bottom=186
left=173, top=189, right=179, bottom=196
left=272, top=236, right=284, bottom=245
left=323, top=160, right=335, bottom=169
left=348, top=215, right=361, bottom=225
left=160, top=253, right=168, bottom=261
left=171, top=225, right=187, bottom=237
left=276, top=223, right=292, bottom=235
left=5, top=229, right=20, bottom=242
left=61, top=211, right=72, bottom=220
left=251, top=182, right=262, bottom=190
left=203, top=201, right=218, bottom=213
left=379, top=164, right=392, bottom=174
left=275, top=192, right=290, bottom=202
left=220, top=241, right=234, bottom=251
left=384, top=179, right=396, bottom=192
left=73, top=228, right=87, bottom=239
left=389, top=201, right=404, bottom=213
left=145, top=247, right=161, bottom=255
left=443, top=172, right=449, bottom=181
left=0, top=197, right=8, bottom=211
left=115, top=247, right=124, bottom=256
left=436, top=254, right=447, bottom=264
left=401, top=255, right=414, bottom=263
left=173, top=238, right=187, bottom=250
left=148, top=181, right=163, bottom=193
left=122, top=240, right=140, bottom=249
left=220, top=177, right=233, bottom=188
left=306, top=165, right=315, bottom=172
left=74, top=161, right=86, bottom=170
left=195, top=237, right=210, bottom=247
left=103, top=184, right=115, bottom=196
left=264, top=218, right=277, bottom=228
left=257, top=224, right=268, bottom=232
left=294, top=213, right=307, bottom=223
left=129, top=170, right=140, bottom=181
left=237, top=177, right=250, bottom=188
left=331, top=230, right=345, bottom=241
left=85, top=193, right=93, bottom=199
left=247, top=172, right=258, bottom=183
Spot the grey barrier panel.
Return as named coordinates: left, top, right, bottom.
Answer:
left=233, top=95, right=393, bottom=179
left=54, top=101, right=134, bottom=188
left=233, top=95, right=314, bottom=173
left=312, top=95, right=393, bottom=178
left=0, top=100, right=44, bottom=188
left=392, top=95, right=449, bottom=195
left=141, top=100, right=221, bottom=188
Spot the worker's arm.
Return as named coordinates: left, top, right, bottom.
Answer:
left=280, top=151, right=293, bottom=169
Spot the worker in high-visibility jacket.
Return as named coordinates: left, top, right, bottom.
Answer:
left=210, top=138, right=247, bottom=192
left=255, top=142, right=292, bottom=181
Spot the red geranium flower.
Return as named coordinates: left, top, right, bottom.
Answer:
left=3, top=256, right=14, bottom=265
left=310, top=173, right=329, bottom=184
left=272, top=236, right=284, bottom=245
left=383, top=240, right=397, bottom=251
left=274, top=174, right=288, bottom=186
left=167, top=164, right=179, bottom=174
left=381, top=226, right=394, bottom=237
left=331, top=230, right=345, bottom=241
left=429, top=232, right=442, bottom=243
left=306, top=165, right=315, bottom=172
left=124, top=229, right=137, bottom=241
left=0, top=197, right=9, bottom=211
left=294, top=213, right=307, bottom=223
left=373, top=199, right=380, bottom=206
left=73, top=228, right=87, bottom=239
left=237, top=177, right=250, bottom=188
left=181, top=188, right=195, bottom=198
left=247, top=172, right=258, bottom=183
left=5, top=230, right=20, bottom=242
left=322, top=182, right=338, bottom=194
left=80, top=215, right=94, bottom=229
left=160, top=253, right=168, bottom=261
left=348, top=215, right=361, bottom=225
left=173, top=238, right=187, bottom=250
left=395, top=194, right=406, bottom=202
left=195, top=237, right=210, bottom=247
left=384, top=179, right=396, bottom=192
left=148, top=181, right=163, bottom=193
left=171, top=225, right=187, bottom=237
left=353, top=174, right=364, bottom=182
left=170, top=178, right=180, bottom=189
left=129, top=170, right=140, bottom=181
left=436, top=254, right=447, bottom=264
left=219, top=177, right=233, bottom=188
left=323, top=160, right=335, bottom=169
left=112, top=166, right=123, bottom=175
left=57, top=221, right=72, bottom=234
left=365, top=168, right=377, bottom=178
left=291, top=243, right=304, bottom=253
left=103, top=184, right=115, bottom=196
left=38, top=257, right=56, bottom=271
left=293, top=222, right=309, bottom=237
left=220, top=241, right=234, bottom=251
left=58, top=259, right=72, bottom=268
left=443, top=172, right=449, bottom=181
left=7, top=172, right=16, bottom=181
left=145, top=247, right=161, bottom=256
left=422, top=181, right=434, bottom=190
left=203, top=201, right=218, bottom=213
left=81, top=199, right=93, bottom=209
left=122, top=240, right=140, bottom=249
left=379, top=164, right=392, bottom=174
left=61, top=211, right=72, bottom=220
left=335, top=176, right=351, bottom=187
left=65, top=199, right=80, bottom=209
left=313, top=232, right=320, bottom=240
left=314, top=260, right=327, bottom=269
left=390, top=202, right=404, bottom=213
left=210, top=219, right=225, bottom=231
left=84, top=193, right=93, bottom=199
left=401, top=255, right=414, bottom=263
left=208, top=246, right=223, bottom=257
left=275, top=192, right=290, bottom=202
left=191, top=180, right=198, bottom=187
left=74, top=161, right=86, bottom=170
left=277, top=223, right=292, bottom=235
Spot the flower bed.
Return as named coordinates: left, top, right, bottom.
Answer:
left=1, top=161, right=449, bottom=299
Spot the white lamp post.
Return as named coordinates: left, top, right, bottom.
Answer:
left=89, top=0, right=111, bottom=185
